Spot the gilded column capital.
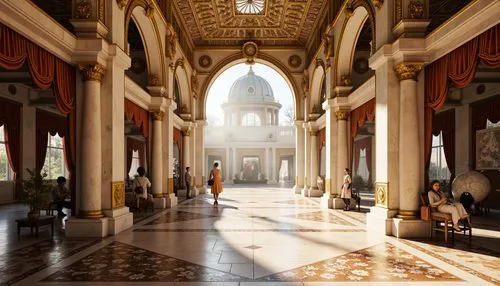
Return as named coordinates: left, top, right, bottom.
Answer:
left=152, top=111, right=165, bottom=121
left=394, top=62, right=424, bottom=81
left=79, top=64, right=106, bottom=82
left=182, top=130, right=191, bottom=136
left=309, top=130, right=318, bottom=136
left=335, top=110, right=350, bottom=121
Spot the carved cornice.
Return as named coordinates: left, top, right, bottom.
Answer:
left=394, top=62, right=424, bottom=81
left=152, top=111, right=165, bottom=120
left=335, top=110, right=349, bottom=121
left=79, top=64, right=106, bottom=82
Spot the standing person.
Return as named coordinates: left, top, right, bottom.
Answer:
left=52, top=176, right=71, bottom=217
left=133, top=167, right=152, bottom=209
left=185, top=167, right=192, bottom=199
left=428, top=180, right=470, bottom=231
left=340, top=168, right=352, bottom=211
left=209, top=162, right=223, bottom=205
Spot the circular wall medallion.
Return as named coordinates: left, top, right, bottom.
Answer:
left=198, top=55, right=212, bottom=68
left=130, top=57, right=146, bottom=74
left=242, top=41, right=258, bottom=64
left=354, top=57, right=369, bottom=74
left=288, top=55, right=302, bottom=68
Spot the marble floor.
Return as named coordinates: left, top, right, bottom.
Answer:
left=2, top=186, right=500, bottom=285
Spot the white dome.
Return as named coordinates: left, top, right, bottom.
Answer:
left=228, top=67, right=275, bottom=102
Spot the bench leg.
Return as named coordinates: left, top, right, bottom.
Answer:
left=444, top=223, right=448, bottom=243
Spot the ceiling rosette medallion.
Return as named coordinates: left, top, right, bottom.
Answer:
left=288, top=55, right=302, bottom=68
left=198, top=55, right=212, bottom=68
left=242, top=41, right=258, bottom=65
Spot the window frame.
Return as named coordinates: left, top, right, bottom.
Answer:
left=0, top=125, right=13, bottom=181
left=44, top=133, right=69, bottom=180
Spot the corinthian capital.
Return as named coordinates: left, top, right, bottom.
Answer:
left=152, top=111, right=165, bottom=121
left=79, top=64, right=106, bottom=82
left=394, top=62, right=424, bottom=81
left=335, top=110, right=350, bottom=121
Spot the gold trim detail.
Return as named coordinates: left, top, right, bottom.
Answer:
left=117, top=0, right=127, bottom=9
left=168, top=178, right=174, bottom=194
left=372, top=0, right=383, bottom=9
left=309, top=130, right=318, bottom=136
left=288, top=54, right=302, bottom=68
left=153, top=193, right=164, bottom=198
left=335, top=110, right=349, bottom=121
left=408, top=1, right=425, bottom=19
left=325, top=179, right=331, bottom=194
left=75, top=0, right=92, bottom=19
left=112, top=181, right=125, bottom=209
left=345, top=4, right=354, bottom=18
left=165, top=33, right=176, bottom=60
left=242, top=41, right=258, bottom=64
left=322, top=34, right=334, bottom=58
left=340, top=74, right=352, bottom=86
left=397, top=210, right=419, bottom=220
left=375, top=182, right=388, bottom=208
left=144, top=3, right=154, bottom=17
left=152, top=111, right=165, bottom=120
left=78, top=210, right=104, bottom=219
left=394, top=62, right=424, bottom=81
left=79, top=64, right=106, bottom=82
left=182, top=130, right=191, bottom=136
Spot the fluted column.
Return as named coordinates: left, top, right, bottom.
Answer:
left=336, top=109, right=350, bottom=192
left=395, top=62, right=424, bottom=219
left=182, top=129, right=191, bottom=187
left=79, top=64, right=106, bottom=219
left=293, top=120, right=305, bottom=193
left=308, top=128, right=321, bottom=196
left=152, top=111, right=164, bottom=198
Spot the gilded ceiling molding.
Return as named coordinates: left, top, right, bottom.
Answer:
left=117, top=0, right=128, bottom=10
left=394, top=62, right=424, bottom=81
left=198, top=52, right=302, bottom=121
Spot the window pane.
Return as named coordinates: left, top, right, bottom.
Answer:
left=43, top=134, right=67, bottom=179
left=487, top=119, right=500, bottom=128
left=0, top=125, right=4, bottom=142
left=0, top=143, right=8, bottom=181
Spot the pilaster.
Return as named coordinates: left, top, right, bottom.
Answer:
left=195, top=119, right=207, bottom=194
left=293, top=120, right=305, bottom=193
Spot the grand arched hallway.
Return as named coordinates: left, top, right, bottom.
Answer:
left=1, top=186, right=498, bottom=285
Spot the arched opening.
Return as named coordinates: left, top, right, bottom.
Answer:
left=205, top=63, right=296, bottom=185
left=125, top=18, right=149, bottom=90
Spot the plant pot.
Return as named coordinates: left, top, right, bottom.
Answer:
left=27, top=210, right=40, bottom=220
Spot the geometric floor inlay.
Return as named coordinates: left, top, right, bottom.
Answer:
left=284, top=211, right=355, bottom=226
left=259, top=242, right=462, bottom=282
left=274, top=199, right=317, bottom=206
left=42, top=241, right=245, bottom=282
left=144, top=210, right=217, bottom=225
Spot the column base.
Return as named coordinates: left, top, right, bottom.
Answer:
left=293, top=185, right=304, bottom=194
left=300, top=186, right=310, bottom=197
left=320, top=193, right=333, bottom=209
left=166, top=193, right=178, bottom=208
left=102, top=207, right=133, bottom=235
left=331, top=197, right=357, bottom=209
left=392, top=218, right=430, bottom=238
left=152, top=197, right=167, bottom=209
left=366, top=206, right=398, bottom=235
left=66, top=217, right=109, bottom=237
left=197, top=186, right=207, bottom=194
left=307, top=186, right=323, bottom=197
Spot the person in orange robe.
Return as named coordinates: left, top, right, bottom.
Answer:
left=210, top=162, right=223, bottom=205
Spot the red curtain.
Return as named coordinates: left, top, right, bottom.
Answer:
left=0, top=97, right=22, bottom=195
left=0, top=24, right=27, bottom=69
left=425, top=23, right=500, bottom=184
left=470, top=95, right=500, bottom=169
left=432, top=109, right=456, bottom=183
left=349, top=99, right=375, bottom=171
left=125, top=99, right=149, bottom=139
left=353, top=136, right=372, bottom=178
left=35, top=110, right=67, bottom=171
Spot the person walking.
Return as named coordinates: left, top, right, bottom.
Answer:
left=185, top=167, right=192, bottom=199
left=209, top=162, right=223, bottom=205
left=340, top=168, right=352, bottom=211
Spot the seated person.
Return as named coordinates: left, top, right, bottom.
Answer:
left=428, top=180, right=470, bottom=231
left=52, top=176, right=71, bottom=217
left=132, top=167, right=152, bottom=208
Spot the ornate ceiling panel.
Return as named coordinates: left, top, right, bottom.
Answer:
left=174, top=0, right=328, bottom=47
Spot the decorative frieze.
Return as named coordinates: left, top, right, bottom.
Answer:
left=112, top=181, right=125, bottom=209
left=394, top=62, right=424, bottom=81
left=375, top=182, right=388, bottom=208
left=79, top=64, right=106, bottom=82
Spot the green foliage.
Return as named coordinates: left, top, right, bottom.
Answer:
left=352, top=175, right=365, bottom=192
left=21, top=169, right=52, bottom=211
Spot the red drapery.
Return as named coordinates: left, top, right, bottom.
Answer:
left=352, top=136, right=372, bottom=184
left=470, top=96, right=500, bottom=169
left=425, top=23, right=500, bottom=184
left=0, top=97, right=22, bottom=195
left=35, top=110, right=67, bottom=171
left=432, top=109, right=456, bottom=183
left=318, top=128, right=326, bottom=173
left=126, top=137, right=146, bottom=175
left=349, top=99, right=375, bottom=175
left=0, top=23, right=76, bottom=198
left=124, top=99, right=149, bottom=139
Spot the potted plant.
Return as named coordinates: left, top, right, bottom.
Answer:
left=21, top=168, right=52, bottom=219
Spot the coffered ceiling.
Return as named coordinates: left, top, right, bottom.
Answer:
left=174, top=0, right=328, bottom=47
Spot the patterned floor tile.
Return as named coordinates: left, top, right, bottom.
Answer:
left=258, top=242, right=462, bottom=282
left=274, top=200, right=317, bottom=206
left=1, top=238, right=100, bottom=285
left=283, top=211, right=355, bottom=226
left=42, top=241, right=246, bottom=282
left=145, top=210, right=218, bottom=225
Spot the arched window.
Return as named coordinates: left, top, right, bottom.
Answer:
left=242, top=112, right=261, bottom=126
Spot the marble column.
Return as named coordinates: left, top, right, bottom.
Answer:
left=308, top=128, right=322, bottom=197
left=293, top=120, right=305, bottom=193
left=275, top=110, right=279, bottom=126
left=194, top=120, right=206, bottom=193
left=395, top=62, right=424, bottom=220
left=225, top=147, right=230, bottom=181
left=321, top=100, right=338, bottom=209
left=301, top=122, right=311, bottom=196
left=182, top=129, right=191, bottom=187
left=271, top=147, right=276, bottom=183
left=78, top=64, right=106, bottom=219
left=336, top=110, right=350, bottom=190
left=152, top=112, right=165, bottom=201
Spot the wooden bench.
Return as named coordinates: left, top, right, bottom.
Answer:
left=420, top=193, right=472, bottom=246
left=16, top=215, right=55, bottom=239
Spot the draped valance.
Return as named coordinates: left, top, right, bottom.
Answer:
left=125, top=99, right=149, bottom=139
left=350, top=98, right=375, bottom=139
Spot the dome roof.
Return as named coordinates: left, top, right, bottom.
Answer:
left=227, top=67, right=275, bottom=102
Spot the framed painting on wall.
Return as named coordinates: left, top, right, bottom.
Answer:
left=476, top=126, right=500, bottom=170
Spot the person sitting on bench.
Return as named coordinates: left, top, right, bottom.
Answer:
left=52, top=176, right=71, bottom=217
left=133, top=167, right=152, bottom=209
